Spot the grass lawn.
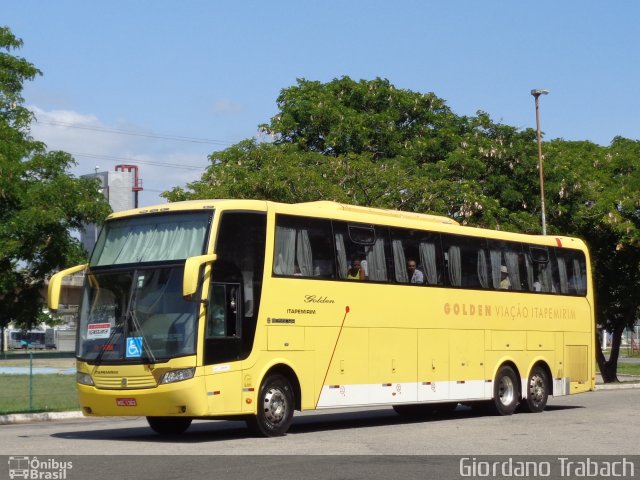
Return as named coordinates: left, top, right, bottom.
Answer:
left=0, top=374, right=79, bottom=414
left=611, top=362, right=640, bottom=377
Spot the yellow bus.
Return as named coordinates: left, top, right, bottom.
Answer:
left=48, top=199, right=595, bottom=436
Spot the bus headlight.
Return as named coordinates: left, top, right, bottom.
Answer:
left=76, top=372, right=94, bottom=386
left=160, top=368, right=195, bottom=385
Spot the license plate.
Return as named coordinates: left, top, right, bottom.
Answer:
left=116, top=398, right=137, bottom=407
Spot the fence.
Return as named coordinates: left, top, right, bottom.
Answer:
left=0, top=352, right=78, bottom=414
left=600, top=326, right=640, bottom=354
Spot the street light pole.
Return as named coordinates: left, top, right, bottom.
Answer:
left=531, top=89, right=549, bottom=235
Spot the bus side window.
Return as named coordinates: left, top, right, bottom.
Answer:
left=206, top=284, right=227, bottom=338
left=273, top=215, right=335, bottom=279
left=555, top=249, right=587, bottom=295
left=390, top=228, right=442, bottom=285
left=526, top=247, right=552, bottom=293
left=487, top=241, right=526, bottom=291
left=334, top=222, right=389, bottom=282
left=206, top=283, right=240, bottom=338
left=570, top=252, right=588, bottom=295
left=442, top=235, right=488, bottom=289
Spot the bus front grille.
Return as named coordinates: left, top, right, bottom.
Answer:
left=93, top=373, right=157, bottom=389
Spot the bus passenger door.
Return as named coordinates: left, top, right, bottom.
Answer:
left=203, top=282, right=242, bottom=414
left=202, top=211, right=266, bottom=414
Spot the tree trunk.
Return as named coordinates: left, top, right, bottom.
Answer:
left=596, top=323, right=625, bottom=383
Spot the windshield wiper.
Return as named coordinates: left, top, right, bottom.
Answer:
left=126, top=271, right=157, bottom=365
left=92, top=320, right=122, bottom=367
left=128, top=308, right=157, bottom=365
left=92, top=271, right=157, bottom=366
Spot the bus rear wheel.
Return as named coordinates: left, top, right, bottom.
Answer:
left=146, top=416, right=192, bottom=435
left=492, top=366, right=519, bottom=415
left=523, top=366, right=549, bottom=413
left=247, top=374, right=294, bottom=437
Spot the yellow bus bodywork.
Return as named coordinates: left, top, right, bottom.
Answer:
left=63, top=199, right=595, bottom=420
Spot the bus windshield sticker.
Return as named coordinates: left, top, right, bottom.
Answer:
left=125, top=337, right=143, bottom=358
left=87, top=323, right=111, bottom=340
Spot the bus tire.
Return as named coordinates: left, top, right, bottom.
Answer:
left=146, top=416, right=192, bottom=435
left=492, top=365, right=519, bottom=415
left=247, top=374, right=294, bottom=437
left=523, top=366, right=549, bottom=413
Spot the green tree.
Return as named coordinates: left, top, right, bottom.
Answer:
left=544, top=138, right=640, bottom=381
left=0, top=27, right=111, bottom=336
left=165, top=76, right=639, bottom=382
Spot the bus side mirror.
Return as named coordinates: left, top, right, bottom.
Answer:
left=48, top=264, right=88, bottom=311
left=183, top=254, right=217, bottom=299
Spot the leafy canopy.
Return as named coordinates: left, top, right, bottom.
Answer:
left=165, top=77, right=541, bottom=231
left=0, top=26, right=111, bottom=330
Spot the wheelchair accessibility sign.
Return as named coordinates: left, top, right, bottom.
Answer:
left=126, top=337, right=143, bottom=358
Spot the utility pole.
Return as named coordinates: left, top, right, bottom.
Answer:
left=531, top=89, right=549, bottom=235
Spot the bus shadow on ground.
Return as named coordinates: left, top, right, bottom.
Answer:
left=52, top=419, right=252, bottom=443
left=50, top=403, right=583, bottom=443
left=288, top=403, right=583, bottom=435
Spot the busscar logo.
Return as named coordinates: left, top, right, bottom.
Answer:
left=8, top=456, right=73, bottom=479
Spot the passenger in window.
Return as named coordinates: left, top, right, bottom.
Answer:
left=407, top=258, right=424, bottom=284
left=500, top=266, right=511, bottom=289
left=347, top=257, right=365, bottom=281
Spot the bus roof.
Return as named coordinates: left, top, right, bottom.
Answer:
left=296, top=201, right=459, bottom=225
left=105, top=199, right=587, bottom=251
left=108, top=199, right=455, bottom=223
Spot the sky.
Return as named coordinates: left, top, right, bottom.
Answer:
left=5, top=1, right=640, bottom=207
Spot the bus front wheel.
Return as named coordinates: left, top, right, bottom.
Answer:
left=247, top=374, right=294, bottom=437
left=492, top=366, right=519, bottom=415
left=523, top=366, right=549, bottom=413
left=146, top=416, right=192, bottom=435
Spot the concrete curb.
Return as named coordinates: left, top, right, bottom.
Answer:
left=0, top=410, right=84, bottom=425
left=595, top=374, right=640, bottom=390
left=595, top=382, right=640, bottom=390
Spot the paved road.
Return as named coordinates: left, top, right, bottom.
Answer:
left=2, top=389, right=639, bottom=456
left=3, top=390, right=639, bottom=480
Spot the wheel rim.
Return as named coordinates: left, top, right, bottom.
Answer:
left=498, top=375, right=515, bottom=406
left=263, top=387, right=288, bottom=424
left=528, top=374, right=546, bottom=404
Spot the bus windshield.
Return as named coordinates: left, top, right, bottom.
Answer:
left=90, top=211, right=211, bottom=266
left=77, top=266, right=199, bottom=363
